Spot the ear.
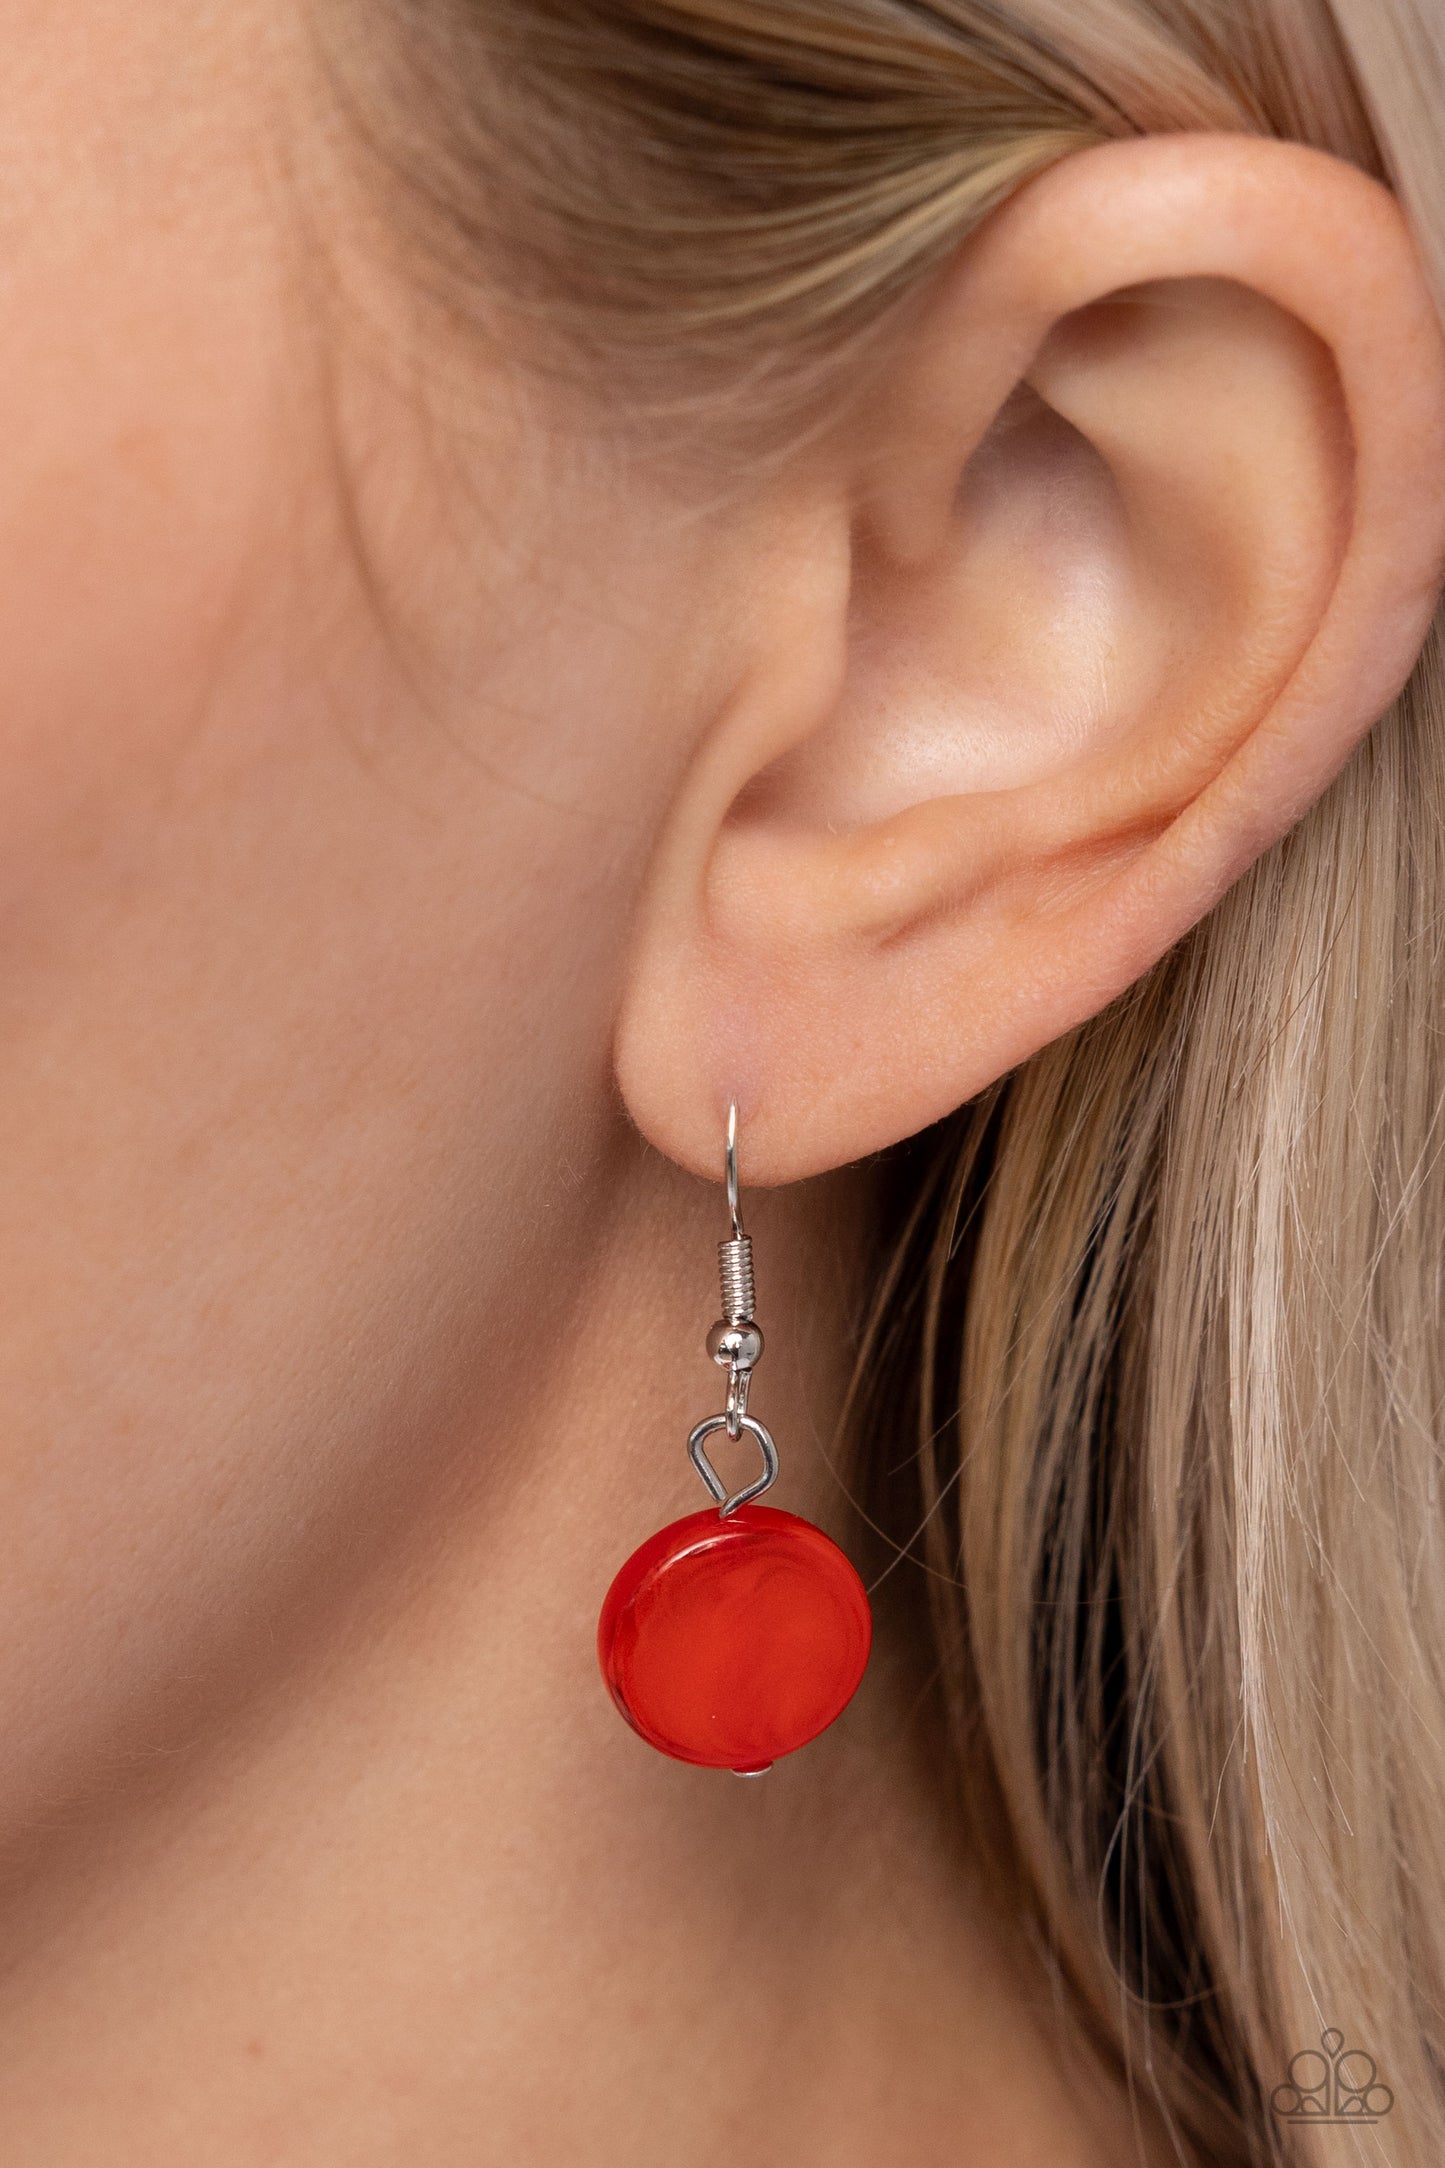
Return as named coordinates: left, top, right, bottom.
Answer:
left=615, top=135, right=1445, bottom=1183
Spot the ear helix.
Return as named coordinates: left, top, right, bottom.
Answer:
left=596, top=1105, right=872, bottom=1776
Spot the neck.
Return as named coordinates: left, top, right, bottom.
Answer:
left=0, top=1121, right=1146, bottom=2164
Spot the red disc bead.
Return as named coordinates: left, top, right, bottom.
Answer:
left=598, top=1504, right=872, bottom=1772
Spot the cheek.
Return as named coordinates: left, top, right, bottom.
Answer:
left=0, top=240, right=301, bottom=903
left=0, top=671, right=530, bottom=1860
left=0, top=237, right=712, bottom=1853
left=0, top=235, right=347, bottom=1848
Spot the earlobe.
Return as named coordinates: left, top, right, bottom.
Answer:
left=616, top=135, right=1445, bottom=1184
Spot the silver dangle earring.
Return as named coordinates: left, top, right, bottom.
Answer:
left=597, top=1105, right=872, bottom=1775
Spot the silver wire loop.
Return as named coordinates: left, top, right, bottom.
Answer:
left=725, top=1361, right=752, bottom=1434
left=688, top=1411, right=779, bottom=1516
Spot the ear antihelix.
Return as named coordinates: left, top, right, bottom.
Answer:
left=597, top=1105, right=871, bottom=1776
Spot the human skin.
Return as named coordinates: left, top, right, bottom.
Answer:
left=2, top=3, right=1444, bottom=2163
left=0, top=7, right=1131, bottom=2160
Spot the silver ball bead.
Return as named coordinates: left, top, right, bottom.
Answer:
left=707, top=1319, right=764, bottom=1368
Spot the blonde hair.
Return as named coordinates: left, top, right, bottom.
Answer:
left=321, top=3, right=1445, bottom=2159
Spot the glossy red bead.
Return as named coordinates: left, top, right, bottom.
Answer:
left=598, top=1504, right=872, bottom=1771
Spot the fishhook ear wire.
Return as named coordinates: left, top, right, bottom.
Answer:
left=692, top=1104, right=775, bottom=1509
left=710, top=1102, right=763, bottom=1447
